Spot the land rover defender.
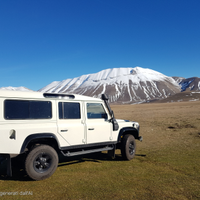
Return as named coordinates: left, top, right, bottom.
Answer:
left=0, top=90, right=142, bottom=180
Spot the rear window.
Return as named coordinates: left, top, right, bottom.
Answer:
left=4, top=100, right=52, bottom=120
left=59, top=102, right=80, bottom=119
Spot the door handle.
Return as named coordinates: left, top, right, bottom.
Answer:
left=88, top=128, right=94, bottom=130
left=61, top=129, right=68, bottom=132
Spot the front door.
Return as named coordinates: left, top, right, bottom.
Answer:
left=85, top=102, right=112, bottom=144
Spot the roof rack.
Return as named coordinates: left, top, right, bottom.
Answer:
left=43, top=93, right=75, bottom=99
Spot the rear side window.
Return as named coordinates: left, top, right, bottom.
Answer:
left=4, top=100, right=52, bottom=120
left=59, top=102, right=80, bottom=119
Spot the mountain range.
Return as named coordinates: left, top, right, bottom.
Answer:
left=1, top=67, right=199, bottom=104
left=39, top=67, right=200, bottom=104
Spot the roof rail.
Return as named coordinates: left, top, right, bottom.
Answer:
left=43, top=93, right=75, bottom=99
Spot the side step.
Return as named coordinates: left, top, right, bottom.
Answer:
left=61, top=146, right=114, bottom=157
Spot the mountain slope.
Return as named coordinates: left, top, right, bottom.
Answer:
left=178, top=77, right=200, bottom=92
left=151, top=91, right=200, bottom=103
left=39, top=67, right=181, bottom=104
left=172, top=76, right=185, bottom=84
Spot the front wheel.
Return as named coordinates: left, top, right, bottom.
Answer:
left=25, top=145, right=58, bottom=181
left=121, top=134, right=136, bottom=160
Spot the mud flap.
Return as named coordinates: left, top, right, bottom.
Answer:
left=107, top=144, right=116, bottom=159
left=0, top=155, right=12, bottom=177
left=6, top=155, right=12, bottom=177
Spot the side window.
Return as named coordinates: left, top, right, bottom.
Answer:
left=30, top=101, right=52, bottom=119
left=87, top=103, right=108, bottom=119
left=4, top=100, right=52, bottom=120
left=59, top=102, right=81, bottom=119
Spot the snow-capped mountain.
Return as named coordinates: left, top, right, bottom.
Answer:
left=39, top=67, right=181, bottom=104
left=0, top=86, right=33, bottom=92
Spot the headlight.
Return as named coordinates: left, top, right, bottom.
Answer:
left=133, top=122, right=139, bottom=129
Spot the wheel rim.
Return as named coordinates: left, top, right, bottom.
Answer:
left=129, top=141, right=135, bottom=155
left=33, top=153, right=52, bottom=173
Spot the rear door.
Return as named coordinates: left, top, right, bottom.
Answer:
left=85, top=102, right=112, bottom=144
left=57, top=101, right=86, bottom=146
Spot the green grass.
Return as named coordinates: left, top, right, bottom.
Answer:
left=1, top=145, right=199, bottom=200
left=0, top=101, right=200, bottom=199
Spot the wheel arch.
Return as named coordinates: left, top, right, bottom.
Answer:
left=20, top=133, right=60, bottom=154
left=117, top=127, right=139, bottom=142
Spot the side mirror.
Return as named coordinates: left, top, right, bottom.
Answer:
left=102, top=113, right=108, bottom=120
left=112, top=118, right=119, bottom=131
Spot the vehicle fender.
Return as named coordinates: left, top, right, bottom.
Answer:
left=20, top=133, right=60, bottom=154
left=117, top=127, right=139, bottom=142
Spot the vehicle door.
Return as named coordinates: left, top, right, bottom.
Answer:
left=85, top=102, right=112, bottom=144
left=57, top=101, right=86, bottom=146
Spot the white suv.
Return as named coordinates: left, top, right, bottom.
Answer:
left=0, top=90, right=142, bottom=181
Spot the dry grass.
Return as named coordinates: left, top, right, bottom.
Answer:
left=0, top=101, right=200, bottom=199
left=112, top=101, right=200, bottom=148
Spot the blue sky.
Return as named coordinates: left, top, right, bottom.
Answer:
left=0, top=0, right=200, bottom=91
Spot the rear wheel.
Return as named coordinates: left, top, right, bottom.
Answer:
left=121, top=134, right=136, bottom=160
left=25, top=145, right=58, bottom=181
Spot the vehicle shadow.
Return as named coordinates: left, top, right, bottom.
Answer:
left=0, top=152, right=146, bottom=181
left=0, top=162, right=31, bottom=181
left=58, top=151, right=121, bottom=163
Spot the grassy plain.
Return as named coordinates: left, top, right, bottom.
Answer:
left=0, top=101, right=200, bottom=200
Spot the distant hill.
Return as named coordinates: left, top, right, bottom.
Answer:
left=151, top=91, right=200, bottom=103
left=179, top=77, right=200, bottom=92
left=0, top=86, right=33, bottom=92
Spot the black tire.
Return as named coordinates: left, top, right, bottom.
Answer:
left=25, top=145, right=58, bottom=181
left=121, top=134, right=136, bottom=160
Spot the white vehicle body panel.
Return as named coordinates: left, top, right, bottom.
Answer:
left=0, top=90, right=140, bottom=154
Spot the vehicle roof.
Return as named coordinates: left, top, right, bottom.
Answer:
left=0, top=90, right=102, bottom=102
